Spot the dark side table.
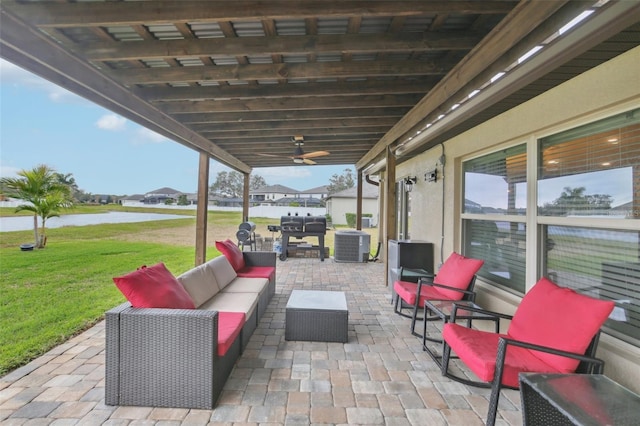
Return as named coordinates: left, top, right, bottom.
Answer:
left=519, top=373, right=640, bottom=425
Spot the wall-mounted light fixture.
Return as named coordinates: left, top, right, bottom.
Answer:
left=404, top=176, right=417, bottom=192
left=425, top=168, right=437, bottom=183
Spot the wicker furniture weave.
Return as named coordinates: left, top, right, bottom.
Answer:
left=285, top=290, right=348, bottom=342
left=519, top=373, right=640, bottom=426
left=105, top=304, right=240, bottom=409
left=105, top=251, right=276, bottom=409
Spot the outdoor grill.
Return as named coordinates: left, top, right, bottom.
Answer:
left=278, top=215, right=327, bottom=261
left=236, top=221, right=257, bottom=251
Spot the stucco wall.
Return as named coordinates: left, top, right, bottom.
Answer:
left=328, top=197, right=379, bottom=226
left=396, top=45, right=640, bottom=391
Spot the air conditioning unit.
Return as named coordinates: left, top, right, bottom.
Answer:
left=334, top=230, right=371, bottom=263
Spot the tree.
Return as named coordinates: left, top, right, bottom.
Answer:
left=209, top=171, right=267, bottom=198
left=327, top=168, right=355, bottom=194
left=0, top=164, right=74, bottom=248
left=540, top=186, right=612, bottom=216
left=177, top=194, right=189, bottom=205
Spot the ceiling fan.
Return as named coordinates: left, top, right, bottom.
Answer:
left=258, top=135, right=330, bottom=165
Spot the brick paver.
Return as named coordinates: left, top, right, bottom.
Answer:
left=0, top=257, right=523, bottom=425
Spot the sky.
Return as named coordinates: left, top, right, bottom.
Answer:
left=0, top=59, right=354, bottom=196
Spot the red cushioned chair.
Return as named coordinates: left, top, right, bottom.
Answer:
left=393, top=252, right=484, bottom=336
left=441, top=277, right=615, bottom=426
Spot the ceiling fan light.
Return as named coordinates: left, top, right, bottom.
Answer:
left=293, top=158, right=304, bottom=164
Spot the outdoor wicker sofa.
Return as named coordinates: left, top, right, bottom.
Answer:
left=105, top=249, right=276, bottom=409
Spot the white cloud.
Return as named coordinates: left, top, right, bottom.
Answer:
left=133, top=127, right=169, bottom=144
left=0, top=58, right=87, bottom=105
left=256, top=166, right=312, bottom=182
left=96, top=114, right=127, bottom=131
left=0, top=163, right=21, bottom=179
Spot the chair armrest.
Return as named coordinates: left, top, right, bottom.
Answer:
left=243, top=251, right=276, bottom=267
left=417, top=277, right=477, bottom=303
left=450, top=303, right=513, bottom=325
left=105, top=303, right=220, bottom=407
left=497, top=337, right=606, bottom=375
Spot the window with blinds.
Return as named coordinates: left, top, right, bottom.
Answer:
left=538, top=108, right=640, bottom=219
left=539, top=108, right=640, bottom=345
left=544, top=226, right=640, bottom=344
left=462, top=144, right=527, bottom=293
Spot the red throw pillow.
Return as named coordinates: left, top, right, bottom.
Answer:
left=113, top=263, right=195, bottom=309
left=508, top=277, right=614, bottom=372
left=433, top=252, right=484, bottom=300
left=215, top=239, right=245, bottom=271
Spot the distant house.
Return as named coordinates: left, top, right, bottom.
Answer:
left=325, top=182, right=379, bottom=226
left=210, top=196, right=243, bottom=207
left=300, top=185, right=329, bottom=201
left=142, top=187, right=184, bottom=204
left=273, top=196, right=324, bottom=207
left=250, top=184, right=298, bottom=204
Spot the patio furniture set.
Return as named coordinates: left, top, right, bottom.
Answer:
left=105, top=239, right=275, bottom=409
left=390, top=251, right=640, bottom=425
left=104, top=239, right=348, bottom=411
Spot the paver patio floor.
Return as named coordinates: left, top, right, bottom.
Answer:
left=0, top=257, right=522, bottom=425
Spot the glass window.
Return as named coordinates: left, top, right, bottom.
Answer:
left=544, top=226, right=640, bottom=345
left=464, top=144, right=527, bottom=215
left=463, top=219, right=526, bottom=293
left=462, top=144, right=527, bottom=292
left=538, top=108, right=640, bottom=219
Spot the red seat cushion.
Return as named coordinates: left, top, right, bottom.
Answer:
left=215, top=239, right=245, bottom=272
left=217, top=312, right=245, bottom=356
left=443, top=323, right=562, bottom=388
left=236, top=266, right=275, bottom=281
left=113, top=263, right=195, bottom=309
left=394, top=280, right=450, bottom=307
left=433, top=252, right=484, bottom=300
left=507, top=277, right=615, bottom=373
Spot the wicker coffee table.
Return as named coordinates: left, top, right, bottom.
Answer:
left=285, top=290, right=348, bottom=342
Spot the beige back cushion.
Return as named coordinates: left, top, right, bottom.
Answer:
left=206, top=256, right=238, bottom=290
left=176, top=263, right=220, bottom=307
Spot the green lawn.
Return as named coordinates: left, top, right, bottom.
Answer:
left=0, top=207, right=224, bottom=376
left=0, top=206, right=375, bottom=376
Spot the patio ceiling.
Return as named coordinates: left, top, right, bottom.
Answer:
left=1, top=1, right=639, bottom=174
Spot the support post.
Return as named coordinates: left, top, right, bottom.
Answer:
left=195, top=152, right=209, bottom=266
left=384, top=147, right=397, bottom=285
left=242, top=172, right=250, bottom=221
left=356, top=170, right=363, bottom=230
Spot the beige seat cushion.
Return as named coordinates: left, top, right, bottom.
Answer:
left=199, top=292, right=258, bottom=317
left=206, top=256, right=238, bottom=290
left=222, top=277, right=269, bottom=294
left=176, top=263, right=220, bottom=308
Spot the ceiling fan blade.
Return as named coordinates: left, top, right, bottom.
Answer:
left=256, top=153, right=282, bottom=158
left=302, top=158, right=317, bottom=165
left=301, top=150, right=330, bottom=159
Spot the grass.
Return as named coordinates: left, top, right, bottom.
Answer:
left=0, top=206, right=379, bottom=375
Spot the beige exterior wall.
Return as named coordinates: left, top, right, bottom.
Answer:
left=396, top=46, right=640, bottom=391
left=327, top=197, right=379, bottom=226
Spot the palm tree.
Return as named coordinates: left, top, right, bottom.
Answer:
left=0, top=164, right=74, bottom=248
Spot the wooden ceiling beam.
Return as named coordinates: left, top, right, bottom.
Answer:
left=190, top=117, right=399, bottom=132
left=82, top=32, right=480, bottom=62
left=161, top=94, right=422, bottom=114
left=176, top=107, right=409, bottom=124
left=357, top=0, right=568, bottom=169
left=203, top=126, right=388, bottom=139
left=0, top=7, right=251, bottom=174
left=139, top=79, right=433, bottom=102
left=112, top=60, right=452, bottom=85
left=6, top=1, right=517, bottom=27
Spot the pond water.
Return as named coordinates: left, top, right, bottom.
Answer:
left=0, top=212, right=192, bottom=232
